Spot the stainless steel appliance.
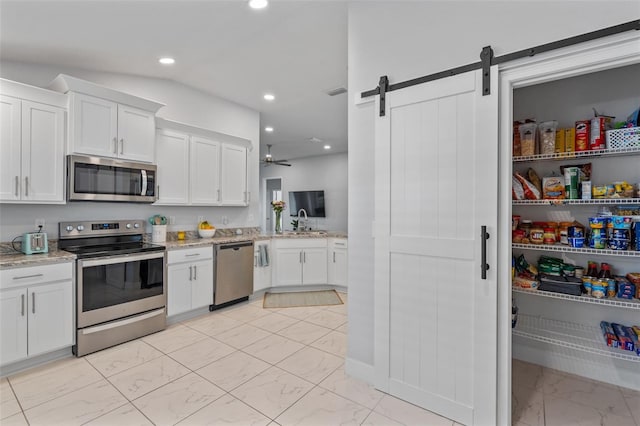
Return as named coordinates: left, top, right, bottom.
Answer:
left=211, top=241, right=254, bottom=309
left=21, top=232, right=48, bottom=254
left=67, top=155, right=157, bottom=203
left=58, top=219, right=166, bottom=356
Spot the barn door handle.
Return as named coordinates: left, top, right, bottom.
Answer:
left=481, top=226, right=490, bottom=279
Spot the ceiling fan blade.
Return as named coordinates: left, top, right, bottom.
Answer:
left=275, top=162, right=292, bottom=167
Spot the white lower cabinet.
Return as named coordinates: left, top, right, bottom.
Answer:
left=253, top=240, right=272, bottom=292
left=0, top=263, right=74, bottom=366
left=167, top=246, right=213, bottom=316
left=328, top=238, right=348, bottom=286
left=273, top=239, right=327, bottom=287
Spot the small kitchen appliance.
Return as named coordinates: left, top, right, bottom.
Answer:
left=21, top=232, right=48, bottom=254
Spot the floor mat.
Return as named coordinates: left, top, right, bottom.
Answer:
left=263, top=289, right=344, bottom=309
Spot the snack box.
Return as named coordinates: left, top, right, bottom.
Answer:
left=612, top=323, right=635, bottom=352
left=600, top=321, right=619, bottom=348
left=543, top=177, right=565, bottom=199
left=623, top=326, right=640, bottom=356
left=626, top=272, right=640, bottom=285
left=513, top=276, right=539, bottom=290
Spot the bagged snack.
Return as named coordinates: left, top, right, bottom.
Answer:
left=527, top=168, right=542, bottom=194
left=515, top=172, right=541, bottom=200
left=512, top=175, right=525, bottom=200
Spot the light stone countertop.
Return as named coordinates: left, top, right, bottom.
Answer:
left=0, top=232, right=347, bottom=268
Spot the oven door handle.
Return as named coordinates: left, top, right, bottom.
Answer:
left=81, top=308, right=165, bottom=335
left=141, top=170, right=148, bottom=196
left=78, top=251, right=165, bottom=268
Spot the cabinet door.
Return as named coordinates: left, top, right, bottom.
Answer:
left=70, top=92, right=118, bottom=158
left=329, top=249, right=348, bottom=286
left=0, top=288, right=28, bottom=365
left=27, top=281, right=73, bottom=357
left=190, top=136, right=220, bottom=205
left=301, top=248, right=328, bottom=285
left=275, top=248, right=303, bottom=286
left=117, top=104, right=155, bottom=163
left=167, top=264, right=192, bottom=316
left=191, top=259, right=213, bottom=309
left=220, top=144, right=248, bottom=206
left=0, top=95, right=22, bottom=201
left=21, top=100, right=65, bottom=203
left=155, top=129, right=189, bottom=205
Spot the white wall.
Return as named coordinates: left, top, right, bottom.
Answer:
left=260, top=152, right=347, bottom=233
left=0, top=61, right=261, bottom=241
left=347, top=0, right=638, bottom=373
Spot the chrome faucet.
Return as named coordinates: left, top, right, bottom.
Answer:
left=297, top=209, right=308, bottom=231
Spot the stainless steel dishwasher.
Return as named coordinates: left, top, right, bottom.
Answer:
left=210, top=241, right=254, bottom=310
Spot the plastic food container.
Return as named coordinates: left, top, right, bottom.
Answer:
left=538, top=121, right=558, bottom=155
left=588, top=217, right=607, bottom=229
left=519, top=123, right=537, bottom=156
left=608, top=239, right=630, bottom=250
left=568, top=237, right=585, bottom=248
left=589, top=237, right=607, bottom=249
left=610, top=216, right=632, bottom=229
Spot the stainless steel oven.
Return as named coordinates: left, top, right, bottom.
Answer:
left=67, top=155, right=157, bottom=203
left=59, top=220, right=166, bottom=356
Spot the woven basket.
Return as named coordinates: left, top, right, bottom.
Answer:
left=606, top=127, right=640, bottom=149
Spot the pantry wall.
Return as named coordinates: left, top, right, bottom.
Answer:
left=504, top=44, right=640, bottom=391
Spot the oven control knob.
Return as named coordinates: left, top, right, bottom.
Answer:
left=77, top=225, right=85, bottom=231
left=126, top=223, right=132, bottom=229
left=133, top=223, right=140, bottom=229
left=65, top=225, right=74, bottom=232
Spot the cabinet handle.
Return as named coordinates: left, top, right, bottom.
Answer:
left=333, top=252, right=336, bottom=263
left=299, top=251, right=302, bottom=264
left=113, top=137, right=118, bottom=153
left=185, top=253, right=200, bottom=257
left=13, top=273, right=43, bottom=280
left=120, top=138, right=124, bottom=154
left=157, top=185, right=160, bottom=198
left=21, top=294, right=25, bottom=316
left=254, top=255, right=258, bottom=267
left=32, top=292, right=35, bottom=314
left=15, top=176, right=19, bottom=197
left=217, top=189, right=220, bottom=201
left=481, top=225, right=490, bottom=280
left=193, top=265, right=197, bottom=280
left=303, top=252, right=306, bottom=263
left=189, top=265, right=193, bottom=281
left=25, top=177, right=29, bottom=196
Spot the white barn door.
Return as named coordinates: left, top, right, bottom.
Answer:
left=374, top=68, right=498, bottom=425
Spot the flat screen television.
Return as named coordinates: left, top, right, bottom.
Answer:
left=289, top=190, right=326, bottom=217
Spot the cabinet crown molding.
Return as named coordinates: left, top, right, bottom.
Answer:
left=0, top=78, right=67, bottom=108
left=48, top=74, right=165, bottom=113
left=156, top=117, right=252, bottom=151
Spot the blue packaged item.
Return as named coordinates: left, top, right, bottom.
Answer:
left=608, top=239, right=629, bottom=250
left=612, top=323, right=635, bottom=352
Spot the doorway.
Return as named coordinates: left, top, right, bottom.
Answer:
left=264, top=177, right=282, bottom=233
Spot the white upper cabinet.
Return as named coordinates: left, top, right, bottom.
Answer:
left=0, top=80, right=66, bottom=204
left=155, top=129, right=190, bottom=205
left=69, top=93, right=156, bottom=162
left=190, top=136, right=221, bottom=205
left=49, top=74, right=164, bottom=163
left=154, top=118, right=250, bottom=207
left=221, top=144, right=248, bottom=205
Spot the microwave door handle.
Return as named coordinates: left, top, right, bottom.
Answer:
left=141, top=170, right=147, bottom=196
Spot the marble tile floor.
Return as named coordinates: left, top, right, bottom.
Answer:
left=0, top=293, right=637, bottom=426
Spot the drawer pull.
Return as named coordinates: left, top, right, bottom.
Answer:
left=189, top=265, right=193, bottom=281
left=13, top=273, right=44, bottom=280
left=21, top=294, right=25, bottom=316
left=32, top=292, right=35, bottom=314
left=185, top=253, right=201, bottom=257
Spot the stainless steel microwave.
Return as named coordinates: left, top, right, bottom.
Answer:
left=67, top=155, right=157, bottom=203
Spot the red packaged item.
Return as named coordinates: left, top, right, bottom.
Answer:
left=575, top=120, right=590, bottom=151
left=590, top=116, right=613, bottom=150
left=514, top=172, right=541, bottom=200
left=612, top=323, right=634, bottom=352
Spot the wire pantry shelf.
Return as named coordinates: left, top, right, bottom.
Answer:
left=513, top=146, right=640, bottom=162
left=512, top=288, right=640, bottom=310
left=513, top=314, right=640, bottom=362
left=512, top=243, right=640, bottom=257
left=512, top=198, right=640, bottom=206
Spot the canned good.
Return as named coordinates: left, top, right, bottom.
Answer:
left=575, top=120, right=590, bottom=151
left=588, top=217, right=607, bottom=229
left=591, top=281, right=606, bottom=298
left=568, top=237, right=585, bottom=248
left=607, top=279, right=616, bottom=298
left=609, top=229, right=630, bottom=239
left=582, top=276, right=593, bottom=295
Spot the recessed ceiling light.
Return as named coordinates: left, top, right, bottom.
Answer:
left=324, top=145, right=331, bottom=150
left=263, top=93, right=275, bottom=101
left=265, top=126, right=274, bottom=132
left=158, top=57, right=175, bottom=65
left=249, top=0, right=268, bottom=9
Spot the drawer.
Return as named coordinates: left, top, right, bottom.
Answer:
left=274, top=238, right=327, bottom=250
left=167, top=246, right=213, bottom=264
left=329, top=238, right=347, bottom=249
left=0, top=262, right=73, bottom=290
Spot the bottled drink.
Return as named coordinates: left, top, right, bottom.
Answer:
left=586, top=261, right=599, bottom=277
left=598, top=263, right=612, bottom=279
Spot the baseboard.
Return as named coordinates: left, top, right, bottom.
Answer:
left=345, top=357, right=375, bottom=385
left=167, top=306, right=212, bottom=325
left=1, top=347, right=73, bottom=378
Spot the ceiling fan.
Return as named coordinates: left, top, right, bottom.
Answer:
left=261, top=144, right=291, bottom=167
